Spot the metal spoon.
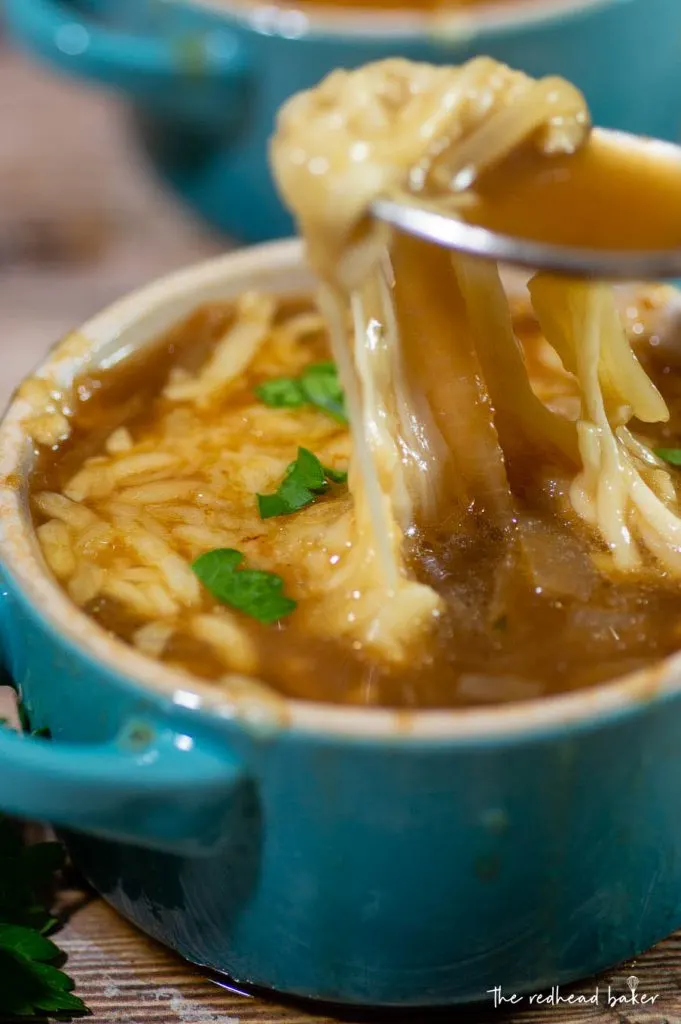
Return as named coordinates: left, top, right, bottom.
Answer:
left=371, top=130, right=681, bottom=281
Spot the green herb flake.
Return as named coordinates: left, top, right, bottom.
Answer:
left=323, top=465, right=348, bottom=484
left=656, top=447, right=681, bottom=466
left=255, top=377, right=306, bottom=409
left=256, top=493, right=290, bottom=519
left=300, top=363, right=348, bottom=423
left=255, top=362, right=347, bottom=423
left=257, top=448, right=348, bottom=520
left=192, top=549, right=296, bottom=624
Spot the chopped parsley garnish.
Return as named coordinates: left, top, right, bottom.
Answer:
left=256, top=362, right=348, bottom=423
left=656, top=447, right=681, bottom=466
left=323, top=464, right=348, bottom=484
left=298, top=362, right=347, bottom=422
left=255, top=377, right=304, bottom=408
left=192, top=549, right=296, bottom=624
left=257, top=447, right=347, bottom=519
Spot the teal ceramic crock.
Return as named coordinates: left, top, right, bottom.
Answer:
left=5, top=0, right=681, bottom=242
left=1, top=240, right=681, bottom=1007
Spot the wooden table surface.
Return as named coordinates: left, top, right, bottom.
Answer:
left=3, top=37, right=681, bottom=1024
left=53, top=895, right=681, bottom=1024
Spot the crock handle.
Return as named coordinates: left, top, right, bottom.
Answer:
left=2, top=0, right=250, bottom=132
left=0, top=722, right=247, bottom=857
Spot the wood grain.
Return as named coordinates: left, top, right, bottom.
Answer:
left=3, top=32, right=681, bottom=1024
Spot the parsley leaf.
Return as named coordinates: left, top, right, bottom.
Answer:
left=257, top=448, right=326, bottom=519
left=0, top=828, right=65, bottom=933
left=0, top=813, right=88, bottom=1017
left=0, top=947, right=87, bottom=1016
left=255, top=377, right=305, bottom=408
left=300, top=362, right=347, bottom=423
left=0, top=713, right=89, bottom=1017
left=257, top=448, right=347, bottom=520
left=323, top=464, right=348, bottom=484
left=656, top=447, right=681, bottom=466
left=192, top=549, right=296, bottom=624
left=0, top=924, right=60, bottom=962
left=256, top=362, right=348, bottom=423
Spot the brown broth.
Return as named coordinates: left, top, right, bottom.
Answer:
left=29, top=297, right=681, bottom=709
left=466, top=134, right=681, bottom=250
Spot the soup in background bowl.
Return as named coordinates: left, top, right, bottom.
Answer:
left=6, top=0, right=681, bottom=241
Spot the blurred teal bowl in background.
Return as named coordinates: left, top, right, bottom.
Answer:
left=5, top=0, right=681, bottom=242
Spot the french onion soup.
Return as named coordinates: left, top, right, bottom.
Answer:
left=26, top=58, right=681, bottom=709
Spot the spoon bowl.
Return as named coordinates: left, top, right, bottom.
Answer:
left=372, top=128, right=681, bottom=280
